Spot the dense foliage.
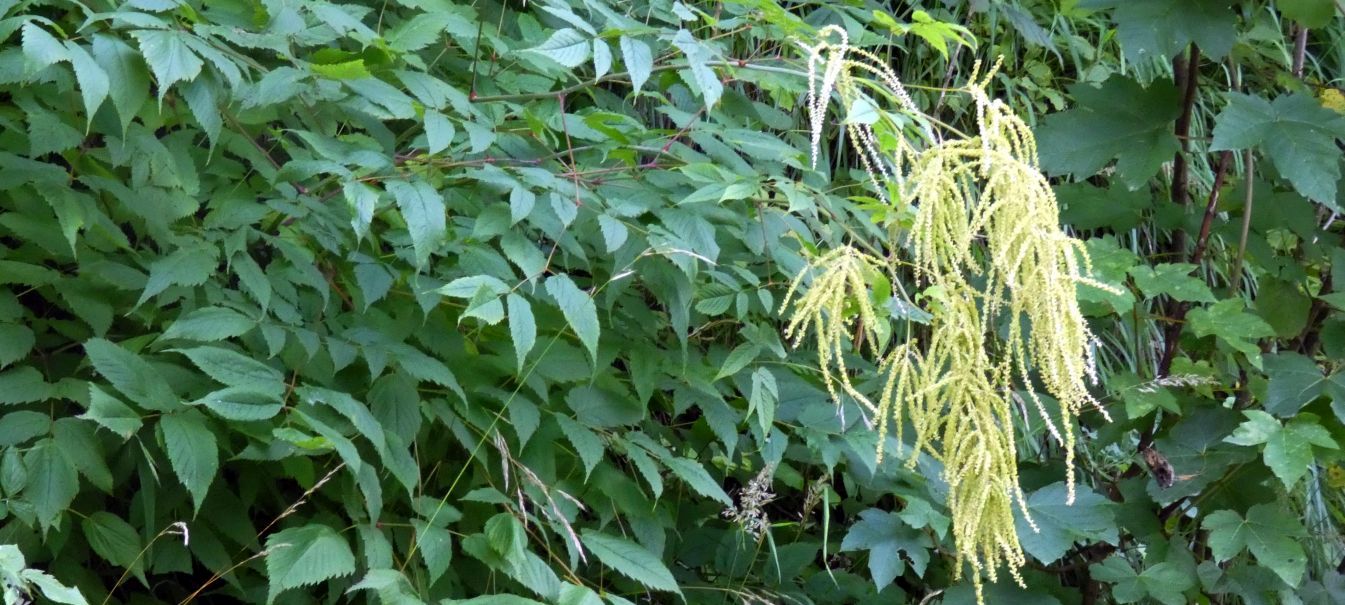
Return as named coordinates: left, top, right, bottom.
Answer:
left=0, top=0, right=1342, bottom=604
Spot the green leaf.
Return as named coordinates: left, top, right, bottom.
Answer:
left=840, top=508, right=933, bottom=588
left=161, top=307, right=256, bottom=341
left=1280, top=0, right=1336, bottom=28
left=424, top=109, right=455, bottom=155
left=1128, top=263, right=1215, bottom=303
left=21, top=22, right=68, bottom=69
left=85, top=338, right=179, bottom=412
left=619, top=36, right=652, bottom=94
left=0, top=366, right=51, bottom=405
left=343, top=181, right=379, bottom=241
left=714, top=343, right=760, bottom=381
left=580, top=530, right=681, bottom=594
left=558, top=583, right=604, bottom=605
left=1057, top=183, right=1149, bottom=232
left=1014, top=482, right=1118, bottom=563
left=386, top=13, right=456, bottom=53
left=592, top=39, right=612, bottom=78
left=174, top=346, right=286, bottom=395
left=81, top=385, right=143, bottom=439
left=65, top=42, right=109, bottom=129
left=130, top=30, right=203, bottom=99
left=159, top=409, right=218, bottom=510
left=309, top=59, right=371, bottom=80
left=411, top=520, right=452, bottom=584
left=1090, top=557, right=1194, bottom=605
left=0, top=411, right=51, bottom=447
left=1254, top=278, right=1311, bottom=338
left=1203, top=504, right=1309, bottom=586
left=265, top=524, right=357, bottom=603
left=555, top=415, right=604, bottom=479
left=525, top=28, right=590, bottom=68
left=507, top=294, right=536, bottom=373
left=1211, top=93, right=1345, bottom=204
left=195, top=387, right=284, bottom=421
left=1080, top=0, right=1236, bottom=61
left=23, top=439, right=78, bottom=531
left=661, top=455, right=731, bottom=505
left=0, top=323, right=35, bottom=369
left=446, top=597, right=546, bottom=605
left=671, top=29, right=721, bottom=108
left=566, top=385, right=643, bottom=427
left=137, top=243, right=219, bottom=306
left=92, top=34, right=150, bottom=132
left=82, top=512, right=143, bottom=570
left=386, top=179, right=446, bottom=268
left=546, top=275, right=600, bottom=363
left=1036, top=76, right=1181, bottom=188
left=19, top=569, right=89, bottom=605
left=485, top=512, right=527, bottom=562
left=1226, top=410, right=1338, bottom=488
left=1262, top=352, right=1328, bottom=416
left=1187, top=299, right=1277, bottom=366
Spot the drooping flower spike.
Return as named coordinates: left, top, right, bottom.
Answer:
left=785, top=25, right=1123, bottom=603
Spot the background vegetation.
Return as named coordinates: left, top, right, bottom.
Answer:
left=0, top=0, right=1342, bottom=603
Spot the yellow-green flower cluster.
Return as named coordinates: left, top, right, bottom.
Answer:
left=784, top=26, right=1120, bottom=602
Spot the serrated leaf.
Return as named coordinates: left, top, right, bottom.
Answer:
left=597, top=214, right=628, bottom=253
left=1013, top=482, right=1118, bottom=563
left=1036, top=76, right=1181, bottom=188
left=386, top=179, right=446, bottom=268
left=0, top=366, right=51, bottom=405
left=424, top=109, right=455, bottom=155
left=160, top=409, right=217, bottom=510
left=386, top=13, right=455, bottom=53
left=174, top=346, right=286, bottom=395
left=195, top=387, right=284, bottom=421
left=64, top=42, right=109, bottom=129
left=21, top=22, right=68, bottom=69
left=525, top=28, right=590, bottom=68
left=0, top=323, right=35, bottom=369
left=661, top=455, right=731, bottom=505
left=343, top=181, right=379, bottom=241
left=1261, top=352, right=1328, bottom=416
left=81, top=385, right=142, bottom=439
left=1203, top=504, right=1308, bottom=586
left=840, top=508, right=932, bottom=588
left=1089, top=557, right=1194, bottom=605
left=671, top=29, right=721, bottom=108
left=1211, top=93, right=1345, bottom=204
left=412, top=520, right=452, bottom=583
left=580, top=530, right=681, bottom=594
left=556, top=415, right=604, bottom=479
left=1226, top=410, right=1338, bottom=488
left=714, top=343, right=759, bottom=380
left=619, top=36, right=652, bottom=94
left=507, top=294, right=535, bottom=372
left=1187, top=299, right=1276, bottom=366
left=546, top=275, right=600, bottom=363
left=1128, top=263, right=1215, bottom=303
left=591, top=39, right=612, bottom=78
left=82, top=512, right=143, bottom=570
left=19, top=570, right=88, bottom=605
left=310, top=58, right=371, bottom=80
left=92, top=34, right=150, bottom=133
left=265, top=524, right=357, bottom=603
left=85, top=338, right=179, bottom=412
left=137, top=243, right=219, bottom=306
left=1081, top=0, right=1236, bottom=61
left=23, top=439, right=78, bottom=531
left=0, top=411, right=51, bottom=447
left=130, top=29, right=203, bottom=99
left=161, top=307, right=256, bottom=341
